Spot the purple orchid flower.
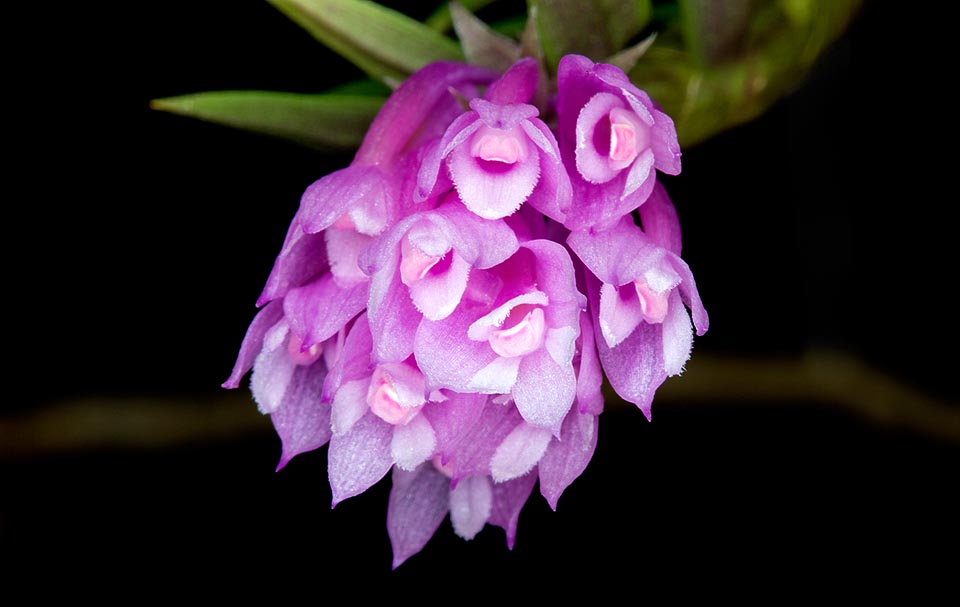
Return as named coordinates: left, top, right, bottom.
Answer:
left=359, top=195, right=520, bottom=363
left=568, top=183, right=708, bottom=418
left=555, top=54, right=682, bottom=231
left=417, top=58, right=571, bottom=221
left=414, top=239, right=586, bottom=434
left=222, top=299, right=342, bottom=470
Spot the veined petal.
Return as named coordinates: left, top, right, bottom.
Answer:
left=325, top=228, right=373, bottom=287
left=490, top=422, right=553, bottom=482
left=415, top=305, right=500, bottom=393
left=576, top=313, right=605, bottom=416
left=223, top=301, right=284, bottom=389
left=638, top=181, right=683, bottom=255
left=322, top=313, right=373, bottom=402
left=661, top=289, right=693, bottom=376
left=258, top=217, right=328, bottom=306
left=447, top=399, right=523, bottom=482
left=651, top=109, right=682, bottom=175
left=622, top=147, right=655, bottom=200
left=331, top=378, right=370, bottom=436
left=388, top=465, right=450, bottom=569
left=539, top=408, right=598, bottom=510
left=423, top=391, right=487, bottom=458
left=273, top=362, right=331, bottom=471
left=391, top=413, right=437, bottom=471
left=489, top=471, right=537, bottom=550
left=300, top=165, right=397, bottom=236
left=513, top=347, right=576, bottom=433
left=598, top=281, right=644, bottom=348
left=250, top=320, right=296, bottom=414
left=408, top=251, right=471, bottom=320
left=328, top=412, right=393, bottom=506
left=449, top=475, right=493, bottom=540
left=284, top=274, right=368, bottom=350
left=467, top=355, right=521, bottom=394
left=484, top=57, right=538, bottom=105
left=448, top=133, right=541, bottom=219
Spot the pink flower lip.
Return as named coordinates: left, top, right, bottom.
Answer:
left=488, top=304, right=546, bottom=358
left=399, top=235, right=444, bottom=286
left=634, top=279, right=669, bottom=324
left=286, top=332, right=323, bottom=366
left=366, top=364, right=426, bottom=426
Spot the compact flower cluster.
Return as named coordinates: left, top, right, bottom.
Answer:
left=224, top=55, right=707, bottom=567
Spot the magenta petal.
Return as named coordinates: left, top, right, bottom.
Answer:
left=327, top=412, right=393, bottom=506
left=331, top=378, right=369, bottom=436
left=575, top=92, right=625, bottom=184
left=522, top=120, right=573, bottom=223
left=300, top=165, right=398, bottom=236
left=322, top=313, right=373, bottom=402
left=325, top=228, right=373, bottom=287
left=449, top=475, right=493, bottom=540
left=539, top=408, right=598, bottom=510
left=258, top=217, right=328, bottom=306
left=415, top=305, right=499, bottom=393
left=638, top=181, right=683, bottom=255
left=391, top=413, right=437, bottom=471
left=423, top=391, right=487, bottom=458
left=387, top=465, right=451, bottom=569
left=484, top=57, right=538, bottom=105
left=223, top=300, right=284, bottom=389
left=651, top=109, right=682, bottom=175
left=490, top=421, right=553, bottom=482
left=448, top=399, right=523, bottom=481
left=431, top=202, right=519, bottom=269
left=408, top=251, right=471, bottom=320
left=416, top=113, right=481, bottom=202
left=670, top=255, right=709, bottom=336
left=588, top=273, right=664, bottom=420
left=598, top=281, right=644, bottom=348
left=513, top=347, right=576, bottom=433
left=622, top=147, right=655, bottom=200
left=661, top=289, right=693, bottom=376
left=576, top=314, right=604, bottom=416
left=250, top=321, right=296, bottom=414
left=273, top=362, right=332, bottom=471
left=448, top=135, right=541, bottom=219
left=489, top=471, right=537, bottom=550
left=567, top=216, right=663, bottom=286
left=284, top=274, right=368, bottom=350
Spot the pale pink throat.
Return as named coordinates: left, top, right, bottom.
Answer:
left=367, top=367, right=421, bottom=425
left=608, top=107, right=650, bottom=166
left=634, top=279, right=670, bottom=324
left=400, top=235, right=442, bottom=286
left=488, top=304, right=546, bottom=358
left=470, top=125, right=528, bottom=165
left=286, top=333, right=323, bottom=366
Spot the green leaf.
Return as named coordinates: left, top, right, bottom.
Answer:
left=426, top=0, right=498, bottom=33
left=528, top=0, right=652, bottom=71
left=268, top=0, right=464, bottom=84
left=150, top=90, right=385, bottom=150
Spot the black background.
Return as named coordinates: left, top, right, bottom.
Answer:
left=5, top=0, right=957, bottom=590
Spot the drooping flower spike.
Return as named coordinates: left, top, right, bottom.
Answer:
left=225, top=51, right=707, bottom=568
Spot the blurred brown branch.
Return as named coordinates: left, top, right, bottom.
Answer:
left=2, top=349, right=956, bottom=459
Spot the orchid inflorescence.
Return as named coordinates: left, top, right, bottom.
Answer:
left=224, top=54, right=707, bottom=567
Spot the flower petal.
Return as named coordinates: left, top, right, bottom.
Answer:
left=598, top=281, right=644, bottom=348
left=589, top=273, right=665, bottom=420
left=490, top=422, right=553, bottom=482
left=325, top=228, right=373, bottom=287
left=449, top=475, right=493, bottom=540
left=489, top=471, right=537, bottom=550
left=424, top=391, right=487, bottom=458
left=539, top=408, right=598, bottom=510
left=661, top=289, right=693, bottom=376
left=257, top=217, right=329, bottom=306
left=387, top=465, right=451, bottom=569
left=447, top=399, right=523, bottom=482
left=331, top=378, right=370, bottom=436
left=651, top=109, right=681, bottom=175
left=637, top=181, right=683, bottom=255
left=448, top=134, right=541, bottom=219
left=576, top=314, right=604, bottom=416
left=484, top=57, right=538, bottom=105
left=222, top=300, right=284, bottom=389
left=250, top=321, right=296, bottom=414
left=575, top=92, right=625, bottom=184
left=622, top=147, right=654, bottom=200
left=513, top=347, right=576, bottom=433
left=272, top=362, right=332, bottom=471
left=391, top=413, right=437, bottom=471
left=415, top=305, right=499, bottom=393
left=467, top=355, right=521, bottom=394
left=284, top=274, right=369, bottom=350
left=328, top=412, right=393, bottom=506
left=408, top=251, right=471, bottom=320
